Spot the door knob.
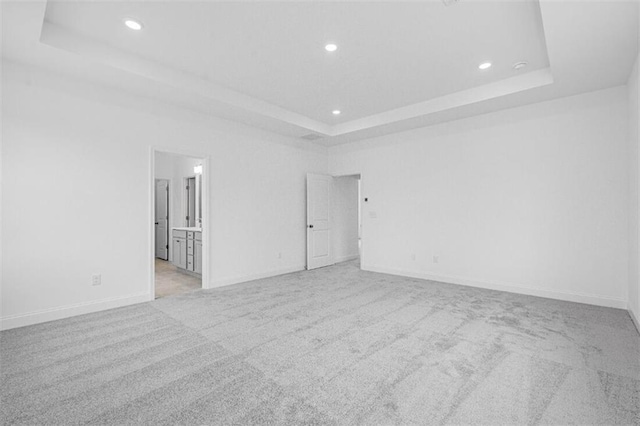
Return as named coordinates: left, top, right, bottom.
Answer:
left=155, top=222, right=159, bottom=225
left=308, top=225, right=314, bottom=229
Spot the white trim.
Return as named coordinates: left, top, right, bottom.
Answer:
left=0, top=292, right=149, bottom=331
left=149, top=147, right=156, bottom=301
left=211, top=265, right=305, bottom=288
left=39, top=21, right=332, bottom=137
left=334, top=254, right=359, bottom=264
left=629, top=308, right=640, bottom=336
left=39, top=22, right=553, bottom=139
left=362, top=264, right=627, bottom=309
left=200, top=156, right=211, bottom=289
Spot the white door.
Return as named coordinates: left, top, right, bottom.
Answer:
left=307, top=173, right=334, bottom=270
left=155, top=179, right=169, bottom=260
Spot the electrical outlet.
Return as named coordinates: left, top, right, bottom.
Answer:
left=277, top=252, right=282, bottom=259
left=92, top=274, right=101, bottom=286
left=411, top=253, right=416, bottom=261
left=433, top=256, right=439, bottom=264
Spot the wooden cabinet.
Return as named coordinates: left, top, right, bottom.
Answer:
left=172, top=229, right=202, bottom=276
left=186, top=240, right=195, bottom=272
left=172, top=237, right=187, bottom=269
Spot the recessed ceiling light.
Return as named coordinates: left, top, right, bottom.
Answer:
left=513, top=61, right=528, bottom=71
left=124, top=19, right=143, bottom=31
left=332, top=110, right=341, bottom=115
left=478, top=62, right=492, bottom=70
left=325, top=44, right=338, bottom=52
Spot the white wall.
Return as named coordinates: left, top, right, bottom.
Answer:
left=628, top=53, right=640, bottom=329
left=172, top=155, right=202, bottom=230
left=0, top=17, right=4, bottom=323
left=332, top=175, right=360, bottom=263
left=1, top=62, right=327, bottom=329
left=1, top=59, right=634, bottom=329
left=330, top=86, right=630, bottom=309
left=154, top=151, right=175, bottom=182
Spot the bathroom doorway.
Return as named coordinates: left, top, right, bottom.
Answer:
left=151, top=149, right=208, bottom=299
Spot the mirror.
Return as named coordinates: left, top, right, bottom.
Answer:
left=184, top=172, right=202, bottom=228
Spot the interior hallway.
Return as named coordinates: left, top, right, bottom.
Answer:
left=2, top=260, right=638, bottom=425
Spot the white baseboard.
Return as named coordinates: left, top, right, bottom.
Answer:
left=362, top=264, right=627, bottom=309
left=0, top=291, right=149, bottom=331
left=2, top=265, right=306, bottom=330
left=334, top=254, right=359, bottom=264
left=629, top=308, right=640, bottom=336
left=209, top=265, right=306, bottom=288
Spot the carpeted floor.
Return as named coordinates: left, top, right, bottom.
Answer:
left=1, top=260, right=639, bottom=425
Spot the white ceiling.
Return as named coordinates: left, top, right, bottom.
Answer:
left=1, top=0, right=638, bottom=145
left=43, top=0, right=549, bottom=124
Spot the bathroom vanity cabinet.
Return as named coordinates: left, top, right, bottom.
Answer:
left=172, top=228, right=202, bottom=275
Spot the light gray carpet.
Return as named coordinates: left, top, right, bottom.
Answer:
left=1, top=260, right=639, bottom=425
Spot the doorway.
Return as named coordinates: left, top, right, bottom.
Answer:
left=151, top=149, right=208, bottom=299
left=332, top=174, right=361, bottom=265
left=306, top=173, right=362, bottom=270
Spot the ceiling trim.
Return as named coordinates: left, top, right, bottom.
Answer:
left=332, top=68, right=554, bottom=136
left=40, top=21, right=334, bottom=136
left=38, top=0, right=558, bottom=143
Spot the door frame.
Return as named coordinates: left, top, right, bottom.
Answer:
left=154, top=178, right=170, bottom=261
left=149, top=147, right=212, bottom=301
left=331, top=172, right=364, bottom=269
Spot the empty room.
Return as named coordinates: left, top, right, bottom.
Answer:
left=1, top=0, right=639, bottom=425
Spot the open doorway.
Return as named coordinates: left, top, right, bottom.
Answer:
left=332, top=174, right=361, bottom=266
left=306, top=173, right=362, bottom=270
left=153, top=150, right=206, bottom=299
